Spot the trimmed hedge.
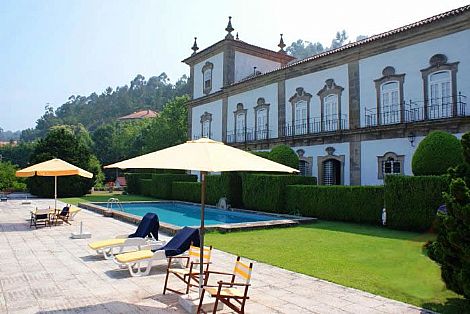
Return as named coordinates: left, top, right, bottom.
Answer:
left=151, top=174, right=197, bottom=199
left=206, top=173, right=243, bottom=207
left=125, top=173, right=152, bottom=194
left=286, top=185, right=384, bottom=224
left=172, top=182, right=201, bottom=203
left=384, top=175, right=448, bottom=231
left=140, top=179, right=153, bottom=196
left=242, top=174, right=316, bottom=213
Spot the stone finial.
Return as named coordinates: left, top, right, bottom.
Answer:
left=236, top=32, right=239, bottom=40
left=278, top=34, right=286, bottom=53
left=191, top=37, right=199, bottom=55
left=225, top=16, right=234, bottom=39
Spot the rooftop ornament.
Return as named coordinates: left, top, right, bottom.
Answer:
left=225, top=16, right=234, bottom=39
left=191, top=37, right=199, bottom=55
left=278, top=33, right=286, bottom=53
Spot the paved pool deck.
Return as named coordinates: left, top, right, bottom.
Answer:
left=0, top=199, right=431, bottom=314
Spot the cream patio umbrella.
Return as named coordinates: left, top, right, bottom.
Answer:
left=16, top=158, right=93, bottom=210
left=104, top=137, right=298, bottom=295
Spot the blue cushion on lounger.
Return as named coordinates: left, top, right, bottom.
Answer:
left=158, top=227, right=200, bottom=257
left=129, top=212, right=160, bottom=240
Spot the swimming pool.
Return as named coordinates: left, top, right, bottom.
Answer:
left=96, top=202, right=286, bottom=227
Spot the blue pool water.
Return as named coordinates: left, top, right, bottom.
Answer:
left=99, top=202, right=284, bottom=227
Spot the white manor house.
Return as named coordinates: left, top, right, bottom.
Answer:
left=183, top=5, right=470, bottom=186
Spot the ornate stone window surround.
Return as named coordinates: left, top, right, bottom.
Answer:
left=374, top=66, right=405, bottom=125
left=317, top=79, right=344, bottom=131
left=200, top=111, right=212, bottom=138
left=421, top=54, right=459, bottom=118
left=289, top=87, right=312, bottom=133
left=254, top=97, right=270, bottom=140
left=202, top=62, right=214, bottom=95
left=233, top=103, right=247, bottom=141
left=296, top=149, right=313, bottom=176
left=377, top=152, right=404, bottom=179
left=317, top=146, right=345, bottom=185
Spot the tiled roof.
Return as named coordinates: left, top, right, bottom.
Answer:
left=118, top=109, right=159, bottom=120
left=229, top=4, right=470, bottom=87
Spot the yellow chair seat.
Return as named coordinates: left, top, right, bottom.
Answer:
left=88, top=238, right=126, bottom=250
left=204, top=287, right=245, bottom=298
left=115, top=249, right=154, bottom=263
left=69, top=206, right=81, bottom=213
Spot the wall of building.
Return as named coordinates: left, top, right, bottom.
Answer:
left=294, top=142, right=350, bottom=185
left=234, top=51, right=280, bottom=82
left=359, top=29, right=470, bottom=127
left=284, top=64, right=349, bottom=127
left=193, top=52, right=224, bottom=99
left=191, top=99, right=223, bottom=141
left=227, top=83, right=279, bottom=138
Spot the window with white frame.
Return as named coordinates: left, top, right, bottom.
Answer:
left=236, top=112, right=246, bottom=142
left=256, top=108, right=268, bottom=139
left=200, top=112, right=212, bottom=139
left=380, top=81, right=400, bottom=124
left=202, top=62, right=214, bottom=95
left=294, top=100, right=308, bottom=135
left=323, top=94, right=338, bottom=131
left=377, top=152, right=404, bottom=179
left=429, top=70, right=451, bottom=119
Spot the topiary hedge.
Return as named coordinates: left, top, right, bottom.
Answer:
left=151, top=174, right=197, bottom=199
left=268, top=144, right=299, bottom=169
left=172, top=182, right=201, bottom=203
left=206, top=173, right=243, bottom=207
left=140, top=179, right=153, bottom=196
left=125, top=173, right=152, bottom=194
left=286, top=185, right=384, bottom=224
left=242, top=174, right=316, bottom=213
left=412, top=131, right=463, bottom=176
left=384, top=175, right=448, bottom=231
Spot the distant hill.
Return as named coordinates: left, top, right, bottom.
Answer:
left=21, top=73, right=189, bottom=141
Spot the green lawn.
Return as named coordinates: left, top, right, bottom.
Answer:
left=205, top=221, right=468, bottom=313
left=60, top=192, right=158, bottom=205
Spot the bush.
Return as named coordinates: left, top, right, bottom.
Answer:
left=125, top=173, right=152, bottom=194
left=384, top=175, right=448, bottom=231
left=151, top=174, right=197, bottom=199
left=252, top=151, right=270, bottom=159
left=268, top=145, right=299, bottom=169
left=242, top=174, right=316, bottom=213
left=412, top=131, right=463, bottom=176
left=286, top=185, right=384, bottom=224
left=172, top=182, right=201, bottom=203
left=0, top=161, right=27, bottom=192
left=428, top=132, right=470, bottom=299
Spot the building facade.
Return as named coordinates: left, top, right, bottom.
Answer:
left=183, top=7, right=470, bottom=186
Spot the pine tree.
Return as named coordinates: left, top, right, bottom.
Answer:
left=429, top=132, right=470, bottom=298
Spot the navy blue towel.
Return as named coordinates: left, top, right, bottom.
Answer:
left=157, top=227, right=200, bottom=257
left=129, top=213, right=160, bottom=240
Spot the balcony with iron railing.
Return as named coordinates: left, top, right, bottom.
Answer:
left=226, top=127, right=272, bottom=144
left=280, top=114, right=349, bottom=137
left=364, top=93, right=468, bottom=127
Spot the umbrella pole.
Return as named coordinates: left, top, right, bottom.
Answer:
left=199, top=171, right=207, bottom=298
left=54, top=176, right=57, bottom=210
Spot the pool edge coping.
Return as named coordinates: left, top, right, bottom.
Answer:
left=78, top=200, right=316, bottom=234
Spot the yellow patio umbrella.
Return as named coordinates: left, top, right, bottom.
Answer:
left=105, top=138, right=298, bottom=295
left=16, top=158, right=93, bottom=210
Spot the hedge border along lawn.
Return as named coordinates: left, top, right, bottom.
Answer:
left=286, top=185, right=384, bottom=224
left=124, top=173, right=152, bottom=194
left=384, top=175, right=448, bottom=231
left=242, top=174, right=316, bottom=213
left=172, top=181, right=201, bottom=203
left=150, top=174, right=197, bottom=199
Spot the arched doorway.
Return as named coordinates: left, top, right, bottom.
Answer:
left=322, top=159, right=341, bottom=185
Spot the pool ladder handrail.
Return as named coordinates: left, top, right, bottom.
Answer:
left=107, top=198, right=124, bottom=211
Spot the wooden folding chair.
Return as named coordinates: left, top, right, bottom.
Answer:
left=197, top=256, right=253, bottom=314
left=163, top=245, right=212, bottom=295
left=52, top=206, right=71, bottom=226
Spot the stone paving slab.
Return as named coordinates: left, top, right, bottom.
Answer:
left=0, top=199, right=432, bottom=313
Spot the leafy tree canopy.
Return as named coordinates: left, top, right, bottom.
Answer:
left=0, top=161, right=26, bottom=192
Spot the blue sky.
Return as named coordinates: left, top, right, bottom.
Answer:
left=1, top=0, right=468, bottom=132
